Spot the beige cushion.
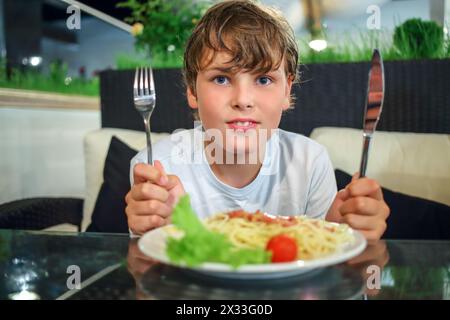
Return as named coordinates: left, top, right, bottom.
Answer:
left=82, top=128, right=170, bottom=231
left=310, top=127, right=450, bottom=207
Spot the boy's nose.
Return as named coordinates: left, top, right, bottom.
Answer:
left=231, top=84, right=254, bottom=110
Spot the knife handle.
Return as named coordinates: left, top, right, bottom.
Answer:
left=359, top=134, right=372, bottom=178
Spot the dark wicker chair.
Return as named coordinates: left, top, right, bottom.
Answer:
left=0, top=197, right=83, bottom=231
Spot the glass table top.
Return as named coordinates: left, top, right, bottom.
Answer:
left=0, top=229, right=449, bottom=300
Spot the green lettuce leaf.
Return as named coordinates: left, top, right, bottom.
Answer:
left=166, top=195, right=270, bottom=268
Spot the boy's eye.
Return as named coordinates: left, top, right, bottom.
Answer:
left=213, top=76, right=230, bottom=85
left=257, top=76, right=272, bottom=86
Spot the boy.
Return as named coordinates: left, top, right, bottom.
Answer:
left=125, top=0, right=390, bottom=240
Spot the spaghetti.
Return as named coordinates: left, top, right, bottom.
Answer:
left=204, top=210, right=355, bottom=260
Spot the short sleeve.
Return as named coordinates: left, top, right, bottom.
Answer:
left=304, top=148, right=337, bottom=219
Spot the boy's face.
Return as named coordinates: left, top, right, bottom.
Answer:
left=187, top=50, right=293, bottom=157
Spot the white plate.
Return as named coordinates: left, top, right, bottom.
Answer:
left=138, top=225, right=367, bottom=280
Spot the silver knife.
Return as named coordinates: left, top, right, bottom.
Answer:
left=359, top=49, right=385, bottom=178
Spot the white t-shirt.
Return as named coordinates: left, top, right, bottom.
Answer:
left=130, top=126, right=337, bottom=220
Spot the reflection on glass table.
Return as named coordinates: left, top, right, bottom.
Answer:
left=0, top=229, right=449, bottom=300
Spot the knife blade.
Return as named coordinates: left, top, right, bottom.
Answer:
left=359, top=49, right=385, bottom=178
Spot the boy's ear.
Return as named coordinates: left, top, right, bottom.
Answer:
left=187, top=87, right=198, bottom=109
left=282, top=75, right=294, bottom=111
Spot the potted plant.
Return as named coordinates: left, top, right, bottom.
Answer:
left=99, top=0, right=209, bottom=132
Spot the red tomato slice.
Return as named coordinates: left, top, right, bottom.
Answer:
left=266, top=234, right=298, bottom=263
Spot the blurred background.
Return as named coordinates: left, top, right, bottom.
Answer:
left=0, top=0, right=449, bottom=204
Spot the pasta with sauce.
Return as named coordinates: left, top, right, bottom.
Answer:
left=204, top=210, right=355, bottom=260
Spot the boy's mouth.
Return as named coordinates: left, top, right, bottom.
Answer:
left=226, top=118, right=259, bottom=132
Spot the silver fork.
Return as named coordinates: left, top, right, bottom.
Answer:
left=133, top=67, right=156, bottom=165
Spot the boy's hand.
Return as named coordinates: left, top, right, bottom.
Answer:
left=125, top=160, right=186, bottom=235
left=326, top=173, right=390, bottom=241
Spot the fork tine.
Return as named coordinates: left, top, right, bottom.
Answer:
left=144, top=67, right=149, bottom=95
left=149, top=67, right=155, bottom=92
left=139, top=67, right=144, bottom=96
left=133, top=67, right=139, bottom=97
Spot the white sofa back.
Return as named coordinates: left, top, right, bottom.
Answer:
left=310, top=127, right=450, bottom=207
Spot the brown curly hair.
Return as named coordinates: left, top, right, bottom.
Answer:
left=183, top=0, right=299, bottom=99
